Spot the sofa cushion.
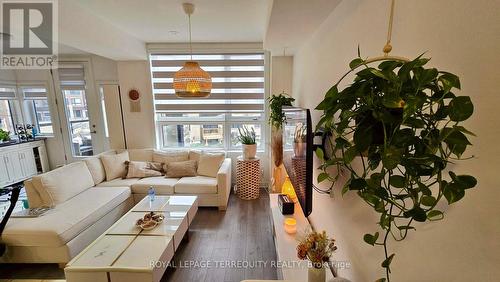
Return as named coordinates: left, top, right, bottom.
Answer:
left=125, top=161, right=163, bottom=179
left=101, top=151, right=129, bottom=181
left=97, top=178, right=139, bottom=187
left=188, top=150, right=201, bottom=162
left=2, top=187, right=131, bottom=247
left=174, top=176, right=218, bottom=194
left=83, top=157, right=106, bottom=185
left=127, top=148, right=154, bottom=162
left=131, top=177, right=178, bottom=195
left=31, top=161, right=94, bottom=207
left=165, top=160, right=197, bottom=178
left=153, top=150, right=189, bottom=164
left=197, top=152, right=225, bottom=177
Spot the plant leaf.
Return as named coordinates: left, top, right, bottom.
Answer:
left=381, top=253, right=395, bottom=269
left=421, top=195, right=437, bottom=206
left=349, top=58, right=364, bottom=70
left=427, top=210, right=444, bottom=221
left=448, top=96, right=474, bottom=122
left=363, top=232, right=379, bottom=246
left=389, top=175, right=405, bottom=188
left=317, top=173, right=329, bottom=183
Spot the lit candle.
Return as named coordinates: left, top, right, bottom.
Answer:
left=284, top=218, right=297, bottom=234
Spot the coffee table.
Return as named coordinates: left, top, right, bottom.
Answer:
left=65, top=195, right=198, bottom=282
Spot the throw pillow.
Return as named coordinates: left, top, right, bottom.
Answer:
left=125, top=161, right=163, bottom=179
left=165, top=160, right=197, bottom=178
left=101, top=151, right=130, bottom=181
left=153, top=150, right=189, bottom=163
left=197, top=152, right=225, bottom=177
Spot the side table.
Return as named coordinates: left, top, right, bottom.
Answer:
left=236, top=156, right=261, bottom=200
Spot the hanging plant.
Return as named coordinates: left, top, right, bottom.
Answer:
left=268, top=93, right=295, bottom=130
left=315, top=54, right=477, bottom=281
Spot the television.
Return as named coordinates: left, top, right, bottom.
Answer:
left=282, top=107, right=313, bottom=217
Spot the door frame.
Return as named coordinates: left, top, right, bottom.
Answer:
left=53, top=59, right=107, bottom=163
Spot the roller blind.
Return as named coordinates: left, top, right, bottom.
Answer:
left=0, top=85, right=17, bottom=99
left=58, top=64, right=85, bottom=88
left=21, top=86, right=48, bottom=99
left=150, top=53, right=265, bottom=112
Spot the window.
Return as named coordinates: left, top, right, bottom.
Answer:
left=0, top=86, right=17, bottom=134
left=150, top=53, right=266, bottom=150
left=0, top=100, right=15, bottom=133
left=21, top=86, right=54, bottom=135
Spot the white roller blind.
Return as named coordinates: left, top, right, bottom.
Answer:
left=21, top=86, right=48, bottom=99
left=0, top=85, right=17, bottom=99
left=150, top=53, right=265, bottom=112
left=58, top=64, right=85, bottom=88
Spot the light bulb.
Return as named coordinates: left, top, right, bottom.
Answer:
left=186, top=80, right=200, bottom=93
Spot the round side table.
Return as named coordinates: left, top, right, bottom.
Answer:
left=236, top=156, right=261, bottom=200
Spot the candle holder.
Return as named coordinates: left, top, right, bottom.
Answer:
left=284, top=218, right=297, bottom=234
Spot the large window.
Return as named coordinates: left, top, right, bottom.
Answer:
left=21, top=86, right=54, bottom=135
left=0, top=86, right=17, bottom=134
left=150, top=53, right=266, bottom=150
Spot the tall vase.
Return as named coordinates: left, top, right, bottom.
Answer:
left=271, top=127, right=284, bottom=192
left=308, top=264, right=326, bottom=282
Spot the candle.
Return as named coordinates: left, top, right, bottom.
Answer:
left=284, top=218, right=297, bottom=234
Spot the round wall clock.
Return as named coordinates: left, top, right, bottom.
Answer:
left=128, top=89, right=140, bottom=101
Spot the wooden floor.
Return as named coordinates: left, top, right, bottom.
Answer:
left=0, top=191, right=278, bottom=282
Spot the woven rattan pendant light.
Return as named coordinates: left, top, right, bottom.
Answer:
left=173, top=3, right=212, bottom=98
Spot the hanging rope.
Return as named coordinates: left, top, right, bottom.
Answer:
left=383, top=0, right=396, bottom=56
left=188, top=13, right=193, bottom=60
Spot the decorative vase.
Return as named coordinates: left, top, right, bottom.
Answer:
left=271, top=127, right=284, bottom=192
left=308, top=264, right=326, bottom=282
left=242, top=144, right=257, bottom=159
left=293, top=141, right=306, bottom=157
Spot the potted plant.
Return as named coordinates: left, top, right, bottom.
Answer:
left=293, top=123, right=307, bottom=157
left=315, top=54, right=476, bottom=281
left=237, top=126, right=257, bottom=159
left=268, top=93, right=295, bottom=191
left=0, top=129, right=11, bottom=143
left=297, top=230, right=337, bottom=282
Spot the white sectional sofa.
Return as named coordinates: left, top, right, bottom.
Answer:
left=0, top=148, right=231, bottom=264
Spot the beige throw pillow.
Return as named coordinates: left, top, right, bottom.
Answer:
left=101, top=151, right=130, bottom=181
left=197, top=152, right=225, bottom=177
left=165, top=160, right=197, bottom=178
left=125, top=161, right=163, bottom=179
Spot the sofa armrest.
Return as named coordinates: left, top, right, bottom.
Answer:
left=217, top=158, right=232, bottom=210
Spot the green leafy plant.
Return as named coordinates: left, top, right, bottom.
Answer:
left=268, top=93, right=295, bottom=129
left=237, top=126, right=256, bottom=145
left=0, top=129, right=11, bottom=142
left=315, top=54, right=477, bottom=281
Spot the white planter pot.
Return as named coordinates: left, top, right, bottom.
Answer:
left=308, top=264, right=326, bottom=282
left=242, top=144, right=257, bottom=159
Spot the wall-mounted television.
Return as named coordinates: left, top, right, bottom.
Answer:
left=282, top=107, right=313, bottom=217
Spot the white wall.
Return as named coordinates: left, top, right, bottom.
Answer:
left=271, top=56, right=293, bottom=96
left=292, top=0, right=500, bottom=281
left=116, top=61, right=156, bottom=149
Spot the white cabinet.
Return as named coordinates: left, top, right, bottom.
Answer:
left=0, top=139, right=48, bottom=188
left=0, top=154, right=10, bottom=186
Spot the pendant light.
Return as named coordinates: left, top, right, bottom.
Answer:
left=173, top=3, right=212, bottom=98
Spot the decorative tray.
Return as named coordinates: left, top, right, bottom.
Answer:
left=135, top=212, right=165, bottom=230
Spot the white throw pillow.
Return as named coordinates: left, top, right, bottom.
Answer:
left=197, top=152, right=225, bottom=177
left=101, top=151, right=130, bottom=181
left=83, top=157, right=106, bottom=185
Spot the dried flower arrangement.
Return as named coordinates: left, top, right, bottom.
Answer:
left=297, top=230, right=337, bottom=268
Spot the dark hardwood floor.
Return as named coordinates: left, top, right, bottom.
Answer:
left=0, top=191, right=278, bottom=282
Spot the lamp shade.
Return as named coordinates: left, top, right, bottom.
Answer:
left=173, top=61, right=212, bottom=98
left=281, top=176, right=297, bottom=202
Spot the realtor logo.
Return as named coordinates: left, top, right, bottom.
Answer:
left=1, top=0, right=58, bottom=69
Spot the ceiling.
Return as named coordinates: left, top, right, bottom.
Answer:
left=54, top=0, right=340, bottom=60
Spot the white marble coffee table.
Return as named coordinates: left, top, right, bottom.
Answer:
left=65, top=195, right=198, bottom=282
